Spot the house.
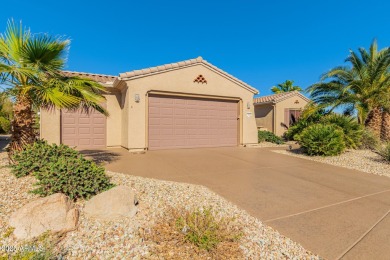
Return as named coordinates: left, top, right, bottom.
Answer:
left=40, top=57, right=259, bottom=151
left=253, top=91, right=310, bottom=136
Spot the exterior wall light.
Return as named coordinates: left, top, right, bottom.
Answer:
left=247, top=102, right=251, bottom=109
left=135, top=94, right=140, bottom=103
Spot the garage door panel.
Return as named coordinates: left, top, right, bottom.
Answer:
left=93, top=118, right=105, bottom=124
left=63, top=127, right=76, bottom=134
left=93, top=127, right=105, bottom=134
left=148, top=95, right=238, bottom=150
left=78, top=139, right=91, bottom=145
left=78, top=127, right=91, bottom=134
left=93, top=139, right=105, bottom=145
left=149, top=118, right=160, bottom=125
left=174, top=108, right=186, bottom=115
left=160, top=118, right=173, bottom=125
left=78, top=118, right=91, bottom=124
left=160, top=108, right=173, bottom=116
left=149, top=107, right=160, bottom=115
left=174, top=139, right=186, bottom=146
left=62, top=139, right=76, bottom=146
left=63, top=118, right=75, bottom=124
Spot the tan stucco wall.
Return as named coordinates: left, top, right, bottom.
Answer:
left=274, top=95, right=308, bottom=136
left=105, top=92, right=122, bottom=147
left=120, top=87, right=129, bottom=148
left=40, top=92, right=122, bottom=147
left=122, top=64, right=258, bottom=150
left=40, top=109, right=61, bottom=144
left=254, top=104, right=274, bottom=132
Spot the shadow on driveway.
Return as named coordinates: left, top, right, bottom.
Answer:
left=79, top=149, right=122, bottom=165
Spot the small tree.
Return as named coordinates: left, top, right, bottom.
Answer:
left=0, top=20, right=108, bottom=157
left=307, top=40, right=390, bottom=140
left=271, top=80, right=302, bottom=94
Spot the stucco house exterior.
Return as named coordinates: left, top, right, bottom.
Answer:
left=253, top=91, right=310, bottom=136
left=40, top=57, right=259, bottom=151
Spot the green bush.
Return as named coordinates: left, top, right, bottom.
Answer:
left=258, top=130, right=284, bottom=144
left=319, top=114, right=363, bottom=149
left=379, top=143, right=390, bottom=162
left=360, top=128, right=380, bottom=150
left=31, top=156, right=114, bottom=200
left=11, top=140, right=114, bottom=200
left=11, top=140, right=79, bottom=178
left=296, top=124, right=346, bottom=156
left=284, top=109, right=326, bottom=140
left=0, top=116, right=10, bottom=133
left=284, top=120, right=314, bottom=141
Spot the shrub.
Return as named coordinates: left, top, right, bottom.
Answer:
left=11, top=140, right=79, bottom=178
left=360, top=128, right=380, bottom=150
left=284, top=120, right=314, bottom=141
left=11, top=140, right=114, bottom=200
left=0, top=116, right=10, bottom=133
left=319, top=114, right=363, bottom=149
left=379, top=143, right=390, bottom=162
left=144, top=207, right=243, bottom=258
left=258, top=130, right=284, bottom=144
left=296, top=124, right=346, bottom=156
left=31, top=155, right=114, bottom=200
left=283, top=109, right=326, bottom=141
left=175, top=207, right=242, bottom=251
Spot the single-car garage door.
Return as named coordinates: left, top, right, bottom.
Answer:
left=148, top=95, right=239, bottom=150
left=61, top=108, right=106, bottom=149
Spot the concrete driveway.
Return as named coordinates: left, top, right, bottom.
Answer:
left=86, top=147, right=390, bottom=259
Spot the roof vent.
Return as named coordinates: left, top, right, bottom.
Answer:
left=194, top=74, right=207, bottom=84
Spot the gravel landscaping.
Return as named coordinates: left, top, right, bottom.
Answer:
left=273, top=149, right=390, bottom=178
left=0, top=152, right=320, bottom=259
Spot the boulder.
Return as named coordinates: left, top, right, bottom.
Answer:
left=9, top=193, right=78, bottom=240
left=84, top=186, right=137, bottom=221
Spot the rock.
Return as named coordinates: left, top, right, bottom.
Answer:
left=9, top=193, right=78, bottom=240
left=84, top=186, right=137, bottom=221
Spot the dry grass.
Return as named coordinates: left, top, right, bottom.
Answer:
left=0, top=231, right=66, bottom=260
left=142, top=207, right=244, bottom=259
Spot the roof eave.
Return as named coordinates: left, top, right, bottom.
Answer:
left=117, top=57, right=259, bottom=94
left=253, top=101, right=275, bottom=105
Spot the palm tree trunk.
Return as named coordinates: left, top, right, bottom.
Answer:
left=8, top=96, right=36, bottom=158
left=365, top=106, right=382, bottom=138
left=381, top=111, right=390, bottom=141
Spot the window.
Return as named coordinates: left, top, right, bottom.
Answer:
left=284, top=109, right=302, bottom=127
left=289, top=109, right=301, bottom=125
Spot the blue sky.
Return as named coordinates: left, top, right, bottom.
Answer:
left=1, top=0, right=389, bottom=97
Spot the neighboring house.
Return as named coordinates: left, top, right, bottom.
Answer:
left=253, top=91, right=310, bottom=136
left=40, top=57, right=259, bottom=151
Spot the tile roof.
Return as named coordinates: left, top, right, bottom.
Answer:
left=118, top=57, right=258, bottom=94
left=253, top=91, right=310, bottom=104
left=62, top=71, right=117, bottom=85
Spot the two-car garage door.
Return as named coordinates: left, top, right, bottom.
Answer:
left=148, top=95, right=239, bottom=150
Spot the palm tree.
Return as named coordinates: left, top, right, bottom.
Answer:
left=271, top=80, right=302, bottom=94
left=382, top=110, right=390, bottom=141
left=0, top=20, right=108, bottom=157
left=307, top=40, right=390, bottom=139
